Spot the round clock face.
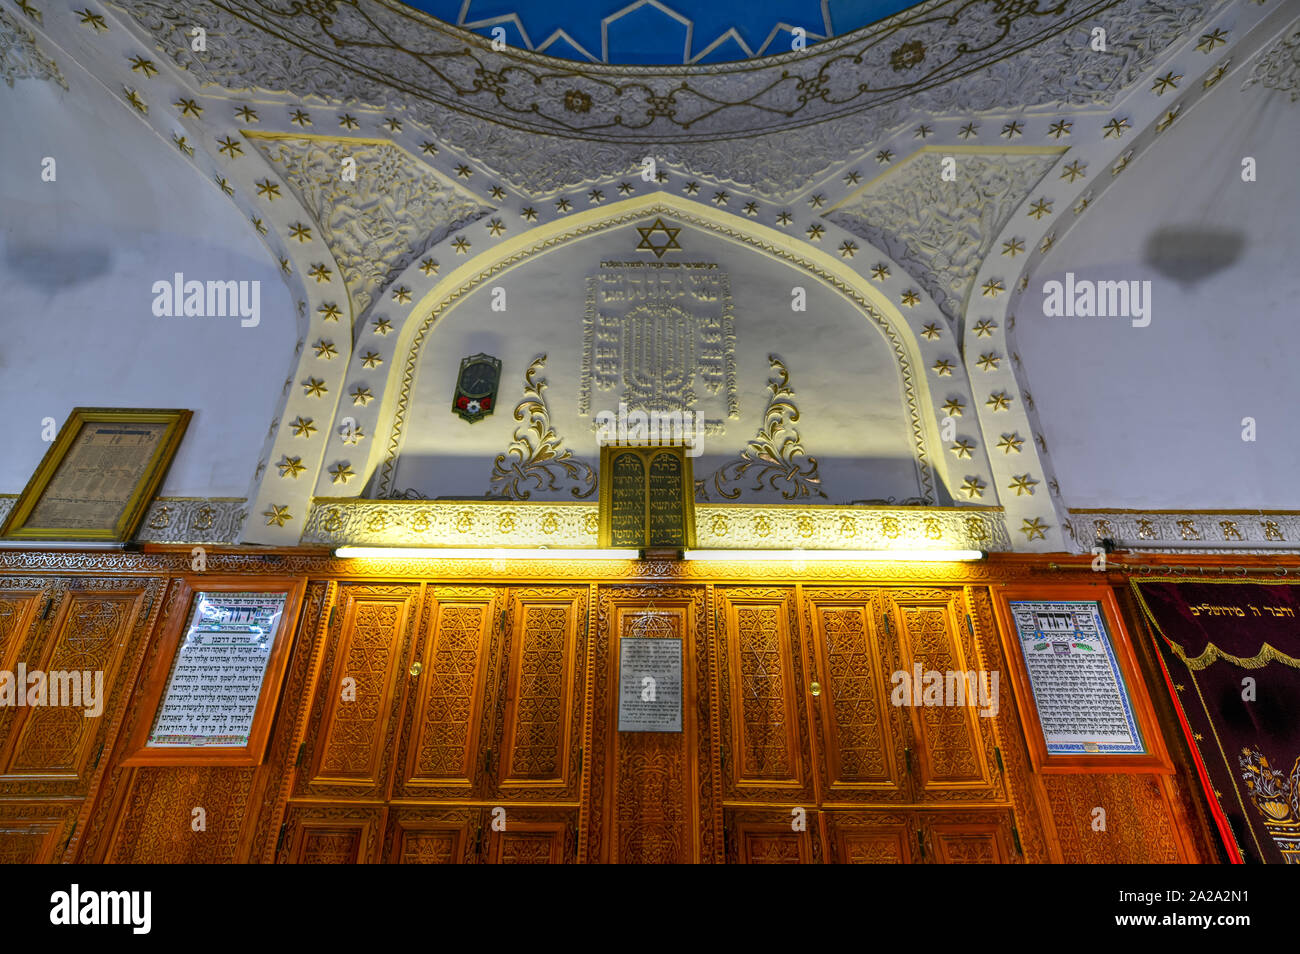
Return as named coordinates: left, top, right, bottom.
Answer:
left=460, top=362, right=496, bottom=396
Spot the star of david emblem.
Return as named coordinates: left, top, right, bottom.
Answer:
left=635, top=218, right=682, bottom=259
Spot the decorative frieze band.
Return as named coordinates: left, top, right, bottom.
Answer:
left=1067, top=510, right=1300, bottom=553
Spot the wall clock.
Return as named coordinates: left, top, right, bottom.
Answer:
left=452, top=353, right=502, bottom=422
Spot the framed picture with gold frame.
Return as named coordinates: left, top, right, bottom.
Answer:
left=122, top=577, right=306, bottom=767
left=0, top=407, right=192, bottom=542
left=991, top=584, right=1172, bottom=774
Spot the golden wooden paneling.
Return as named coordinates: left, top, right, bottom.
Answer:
left=824, top=810, right=915, bottom=864
left=278, top=806, right=380, bottom=864
left=0, top=803, right=75, bottom=863
left=1039, top=773, right=1184, bottom=863
left=384, top=808, right=477, bottom=864
left=485, top=812, right=575, bottom=864
left=724, top=808, right=819, bottom=863
left=923, top=812, right=1015, bottom=863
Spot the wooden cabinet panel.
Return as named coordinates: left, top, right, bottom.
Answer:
left=0, top=587, right=44, bottom=755
left=4, top=586, right=153, bottom=784
left=824, top=810, right=915, bottom=864
left=886, top=590, right=1000, bottom=801
left=384, top=807, right=477, bottom=864
left=492, top=587, right=586, bottom=798
left=485, top=808, right=577, bottom=864
left=923, top=811, right=1016, bottom=864
left=299, top=584, right=419, bottom=798
left=724, top=808, right=819, bottom=863
left=0, top=803, right=75, bottom=863
left=803, top=590, right=907, bottom=802
left=715, top=588, right=815, bottom=803
left=104, top=766, right=259, bottom=863
left=393, top=586, right=501, bottom=799
left=278, top=806, right=381, bottom=864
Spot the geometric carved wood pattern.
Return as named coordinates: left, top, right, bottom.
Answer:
left=1040, top=773, right=1184, bottom=863
left=723, top=808, right=818, bottom=863
left=279, top=806, right=380, bottom=864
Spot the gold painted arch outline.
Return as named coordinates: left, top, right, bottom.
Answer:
left=367, top=194, right=954, bottom=500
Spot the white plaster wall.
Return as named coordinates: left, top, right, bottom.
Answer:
left=1017, top=68, right=1300, bottom=510
left=392, top=222, right=923, bottom=503
left=0, top=69, right=296, bottom=498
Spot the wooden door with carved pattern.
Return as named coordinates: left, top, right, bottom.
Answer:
left=585, top=585, right=720, bottom=863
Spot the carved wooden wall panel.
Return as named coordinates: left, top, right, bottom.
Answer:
left=802, top=589, right=907, bottom=802
left=298, top=584, right=418, bottom=798
left=715, top=588, right=815, bottom=804
left=392, top=586, right=501, bottom=799
left=824, top=810, right=915, bottom=864
left=724, top=808, right=819, bottom=863
left=885, top=590, right=1000, bottom=801
left=490, top=588, right=586, bottom=800
left=484, top=808, right=577, bottom=864
left=586, top=586, right=720, bottom=863
left=1039, top=773, right=1184, bottom=863
left=0, top=802, right=76, bottom=864
left=104, top=766, right=258, bottom=863
left=922, top=811, right=1015, bottom=863
left=279, top=806, right=381, bottom=863
left=384, top=807, right=477, bottom=864
left=0, top=586, right=45, bottom=759
left=2, top=583, right=158, bottom=791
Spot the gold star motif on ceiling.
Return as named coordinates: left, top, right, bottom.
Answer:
left=843, top=170, right=861, bottom=185
left=255, top=179, right=280, bottom=200
left=1197, top=28, right=1228, bottom=53
left=1156, top=107, right=1181, bottom=132
left=289, top=222, right=312, bottom=242
left=1021, top=517, right=1048, bottom=541
left=77, top=8, right=107, bottom=31
left=420, top=141, right=438, bottom=155
left=308, top=263, right=332, bottom=282
left=871, top=263, right=890, bottom=281
left=383, top=117, right=402, bottom=132
left=278, top=257, right=291, bottom=275
left=217, top=135, right=243, bottom=158
left=251, top=215, right=266, bottom=235
left=1204, top=62, right=1230, bottom=89
left=807, top=193, right=824, bottom=208
left=635, top=218, right=682, bottom=259
left=654, top=171, right=669, bottom=183
left=961, top=477, right=986, bottom=499
left=901, top=289, right=920, bottom=307
left=981, top=278, right=1004, bottom=297
left=1039, top=233, right=1055, bottom=253
left=987, top=391, right=1012, bottom=411
left=1060, top=160, right=1087, bottom=182
left=951, top=439, right=975, bottom=459
left=313, top=340, right=337, bottom=360
left=589, top=189, right=605, bottom=204
left=419, top=258, right=438, bottom=276
left=487, top=218, right=506, bottom=236
left=1103, top=117, right=1130, bottom=138
left=338, top=113, right=359, bottom=129
left=915, top=124, right=932, bottom=138
left=172, top=135, right=193, bottom=157
left=875, top=149, right=894, bottom=164
left=921, top=322, right=941, bottom=340
left=683, top=181, right=699, bottom=195
left=959, top=122, right=978, bottom=138
left=318, top=302, right=342, bottom=322
left=290, top=109, right=311, bottom=126
left=392, top=286, right=411, bottom=304
left=942, top=398, right=964, bottom=417
left=932, top=359, right=954, bottom=376
left=360, top=351, right=382, bottom=369
left=372, top=317, right=392, bottom=336
left=775, top=211, right=793, bottom=226
left=1028, top=198, right=1052, bottom=219
left=289, top=416, right=316, bottom=438
left=264, top=505, right=292, bottom=527
left=17, top=0, right=41, bottom=23
left=124, top=87, right=147, bottom=114
left=452, top=236, right=471, bottom=253
left=456, top=164, right=473, bottom=178
left=341, top=424, right=365, bottom=445
left=1001, top=120, right=1023, bottom=139
left=215, top=175, right=233, bottom=197
left=714, top=191, right=730, bottom=206
left=976, top=352, right=1000, bottom=371
left=838, top=240, right=858, bottom=258
left=805, top=224, right=825, bottom=241
left=554, top=197, right=571, bottom=212
left=618, top=182, right=634, bottom=195
left=521, top=207, right=538, bottom=222
left=1072, top=193, right=1091, bottom=215
left=1152, top=71, right=1182, bottom=95
left=974, top=319, right=996, bottom=337
left=1009, top=474, right=1039, bottom=496
left=1048, top=119, right=1071, bottom=139
left=743, top=202, right=759, bottom=216
left=1111, top=151, right=1133, bottom=176
left=174, top=97, right=202, bottom=118
left=129, top=56, right=157, bottom=77
left=235, top=105, right=258, bottom=123
left=329, top=463, right=356, bottom=485
left=303, top=377, right=328, bottom=397
left=276, top=456, right=306, bottom=479
left=997, top=433, right=1024, bottom=454
left=351, top=386, right=373, bottom=406
left=1001, top=238, right=1024, bottom=257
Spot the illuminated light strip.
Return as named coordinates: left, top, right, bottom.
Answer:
left=334, top=546, right=641, bottom=560
left=683, top=549, right=985, bottom=562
